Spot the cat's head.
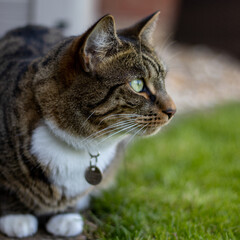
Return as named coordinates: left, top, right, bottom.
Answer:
left=38, top=12, right=176, bottom=141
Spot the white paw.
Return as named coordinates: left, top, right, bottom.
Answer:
left=0, top=214, right=38, bottom=238
left=46, top=213, right=83, bottom=237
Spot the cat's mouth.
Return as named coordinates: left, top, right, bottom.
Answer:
left=126, top=114, right=169, bottom=136
left=134, top=118, right=168, bottom=136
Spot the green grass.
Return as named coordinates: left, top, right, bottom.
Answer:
left=86, top=103, right=240, bottom=240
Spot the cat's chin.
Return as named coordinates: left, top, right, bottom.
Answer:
left=139, top=126, right=162, bottom=137
left=139, top=120, right=170, bottom=136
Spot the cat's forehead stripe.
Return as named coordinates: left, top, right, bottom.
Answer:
left=99, top=49, right=134, bottom=66
left=142, top=53, right=160, bottom=70
left=143, top=56, right=158, bottom=78
left=141, top=54, right=160, bottom=78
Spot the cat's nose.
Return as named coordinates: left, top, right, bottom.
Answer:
left=156, top=93, right=176, bottom=119
left=162, top=108, right=176, bottom=119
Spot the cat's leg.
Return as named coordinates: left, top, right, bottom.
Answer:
left=0, top=214, right=38, bottom=238
left=46, top=213, right=83, bottom=237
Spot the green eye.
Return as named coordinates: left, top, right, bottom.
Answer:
left=130, top=79, right=144, bottom=92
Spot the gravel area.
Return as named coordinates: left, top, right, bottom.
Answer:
left=165, top=45, right=240, bottom=113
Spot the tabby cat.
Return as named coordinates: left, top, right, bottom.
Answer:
left=0, top=12, right=176, bottom=237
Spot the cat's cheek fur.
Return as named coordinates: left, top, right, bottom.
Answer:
left=46, top=213, right=83, bottom=237
left=0, top=214, right=38, bottom=238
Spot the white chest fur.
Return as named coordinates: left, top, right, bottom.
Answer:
left=30, top=123, right=121, bottom=198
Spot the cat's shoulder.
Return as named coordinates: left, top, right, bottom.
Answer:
left=0, top=25, right=64, bottom=60
left=3, top=25, right=63, bottom=43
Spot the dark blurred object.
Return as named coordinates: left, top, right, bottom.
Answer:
left=174, top=0, right=240, bottom=59
left=101, top=0, right=181, bottom=32
left=54, top=20, right=69, bottom=33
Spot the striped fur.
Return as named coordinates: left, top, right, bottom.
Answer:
left=0, top=12, right=176, bottom=237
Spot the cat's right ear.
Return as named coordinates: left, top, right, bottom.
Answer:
left=79, top=15, right=121, bottom=72
left=118, top=11, right=160, bottom=46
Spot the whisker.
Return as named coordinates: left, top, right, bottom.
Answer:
left=98, top=113, right=139, bottom=125
left=97, top=123, right=140, bottom=145
left=85, top=124, right=135, bottom=147
left=80, top=111, right=95, bottom=129
left=83, top=119, right=137, bottom=143
left=91, top=122, right=136, bottom=142
left=126, top=123, right=149, bottom=145
left=97, top=121, right=148, bottom=146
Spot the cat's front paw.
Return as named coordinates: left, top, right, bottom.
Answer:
left=0, top=214, right=38, bottom=238
left=46, top=213, right=83, bottom=237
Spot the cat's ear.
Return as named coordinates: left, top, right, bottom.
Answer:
left=119, top=11, right=160, bottom=45
left=80, top=15, right=120, bottom=72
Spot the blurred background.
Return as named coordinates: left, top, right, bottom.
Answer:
left=0, top=0, right=239, bottom=58
left=0, top=0, right=239, bottom=110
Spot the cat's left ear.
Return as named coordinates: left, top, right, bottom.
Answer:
left=80, top=14, right=121, bottom=72
left=118, top=11, right=160, bottom=45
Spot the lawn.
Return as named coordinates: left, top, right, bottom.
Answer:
left=85, top=103, right=240, bottom=240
